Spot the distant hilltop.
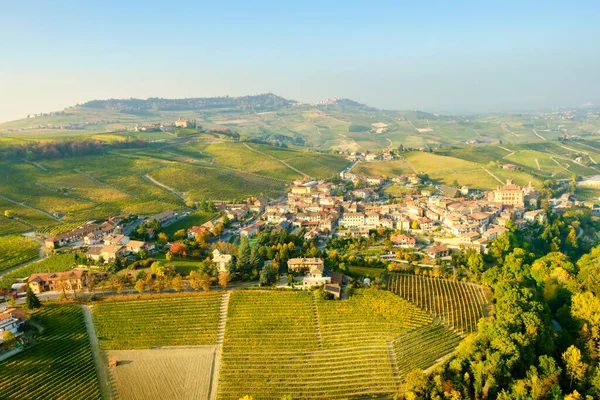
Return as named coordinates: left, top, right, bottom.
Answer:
left=81, top=93, right=294, bottom=113
left=312, top=97, right=377, bottom=111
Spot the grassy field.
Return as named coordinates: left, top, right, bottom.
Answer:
left=162, top=211, right=218, bottom=236
left=387, top=273, right=493, bottom=335
left=92, top=293, right=223, bottom=349
left=0, top=305, right=102, bottom=399
left=347, top=265, right=386, bottom=279
left=0, top=215, right=31, bottom=235
left=107, top=347, right=215, bottom=400
left=0, top=235, right=40, bottom=273
left=218, top=289, right=435, bottom=399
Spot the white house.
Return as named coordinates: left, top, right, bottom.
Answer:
left=212, top=249, right=232, bottom=273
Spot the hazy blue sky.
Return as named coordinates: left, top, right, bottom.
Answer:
left=1, top=1, right=599, bottom=122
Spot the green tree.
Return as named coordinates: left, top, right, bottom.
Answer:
left=4, top=209, right=15, bottom=218
left=25, top=286, right=41, bottom=309
left=260, top=262, right=278, bottom=286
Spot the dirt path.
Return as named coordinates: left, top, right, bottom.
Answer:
left=498, top=146, right=512, bottom=153
left=532, top=129, right=546, bottom=141
left=208, top=291, right=230, bottom=400
left=407, top=120, right=420, bottom=133
left=502, top=151, right=516, bottom=159
left=557, top=144, right=600, bottom=172
left=243, top=143, right=310, bottom=178
left=82, top=305, right=113, bottom=400
left=22, top=159, right=48, bottom=172
left=482, top=168, right=504, bottom=184
left=501, top=124, right=520, bottom=137
left=385, top=138, right=393, bottom=147
left=550, top=157, right=570, bottom=172
left=142, top=173, right=187, bottom=202
left=535, top=158, right=541, bottom=170
left=0, top=194, right=63, bottom=222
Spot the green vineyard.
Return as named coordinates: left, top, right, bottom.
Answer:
left=0, top=235, right=40, bottom=273
left=92, top=292, right=223, bottom=349
left=387, top=273, right=493, bottom=334
left=393, top=322, right=463, bottom=378
left=0, top=305, right=102, bottom=400
left=218, top=289, right=434, bottom=400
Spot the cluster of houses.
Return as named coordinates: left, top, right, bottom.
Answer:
left=339, top=171, right=422, bottom=188
left=261, top=178, right=545, bottom=258
left=286, top=257, right=344, bottom=298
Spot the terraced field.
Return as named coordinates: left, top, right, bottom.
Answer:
left=92, top=292, right=223, bottom=349
left=393, top=322, right=462, bottom=378
left=218, top=289, right=433, bottom=400
left=387, top=273, right=493, bottom=334
left=0, top=235, right=40, bottom=273
left=0, top=305, right=102, bottom=400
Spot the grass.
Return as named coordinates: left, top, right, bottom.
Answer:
left=0, top=235, right=40, bottom=273
left=218, top=289, right=434, bottom=400
left=92, top=292, right=223, bottom=349
left=347, top=265, right=386, bottom=279
left=162, top=211, right=218, bottom=237
left=0, top=305, right=102, bottom=400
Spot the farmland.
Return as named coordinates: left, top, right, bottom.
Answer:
left=393, top=321, right=463, bottom=378
left=106, top=347, right=215, bottom=400
left=0, top=305, right=101, bottom=400
left=218, top=289, right=435, bottom=399
left=92, top=292, right=223, bottom=349
left=0, top=235, right=40, bottom=273
left=387, top=273, right=493, bottom=334
left=0, top=215, right=31, bottom=235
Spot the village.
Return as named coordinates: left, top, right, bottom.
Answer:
left=4, top=160, right=594, bottom=318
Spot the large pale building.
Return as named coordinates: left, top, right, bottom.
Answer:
left=488, top=180, right=525, bottom=207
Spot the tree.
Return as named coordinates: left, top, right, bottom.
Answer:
left=199, top=273, right=212, bottom=292
left=25, top=286, right=41, bottom=309
left=157, top=232, right=169, bottom=245
left=237, top=236, right=251, bottom=273
left=562, top=345, right=588, bottom=387
left=4, top=209, right=15, bottom=218
left=218, top=271, right=230, bottom=289
left=260, top=263, right=278, bottom=286
left=135, top=279, right=146, bottom=294
left=109, top=275, right=124, bottom=295
left=2, top=330, right=16, bottom=346
left=165, top=251, right=173, bottom=261
left=411, top=220, right=419, bottom=230
left=153, top=276, right=166, bottom=293
left=137, top=249, right=149, bottom=260
left=188, top=271, right=202, bottom=291
left=174, top=229, right=187, bottom=240
left=171, top=274, right=183, bottom=292
left=249, top=246, right=262, bottom=270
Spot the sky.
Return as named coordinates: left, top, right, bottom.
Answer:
left=1, top=0, right=599, bottom=122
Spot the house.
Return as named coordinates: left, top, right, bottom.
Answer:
left=0, top=309, right=26, bottom=341
left=390, top=234, right=416, bottom=248
left=212, top=249, right=232, bottom=273
left=175, top=117, right=191, bottom=128
left=365, top=153, right=379, bottom=162
left=339, top=212, right=365, bottom=228
left=103, top=234, right=129, bottom=246
left=86, top=245, right=125, bottom=263
left=425, top=243, right=451, bottom=259
left=240, top=225, right=258, bottom=238
left=148, top=210, right=176, bottom=224
left=488, top=180, right=525, bottom=207
left=287, top=258, right=324, bottom=272
left=524, top=209, right=547, bottom=224
left=28, top=270, right=87, bottom=294
left=296, top=263, right=331, bottom=289
left=187, top=225, right=210, bottom=239
left=125, top=240, right=147, bottom=254
left=502, top=163, right=517, bottom=171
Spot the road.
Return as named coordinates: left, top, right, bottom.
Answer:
left=532, top=129, right=546, bottom=141
left=143, top=173, right=186, bottom=202
left=82, top=305, right=113, bottom=400
left=242, top=143, right=310, bottom=178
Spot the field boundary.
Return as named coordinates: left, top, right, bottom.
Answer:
left=82, top=305, right=114, bottom=400
left=209, top=291, right=230, bottom=400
